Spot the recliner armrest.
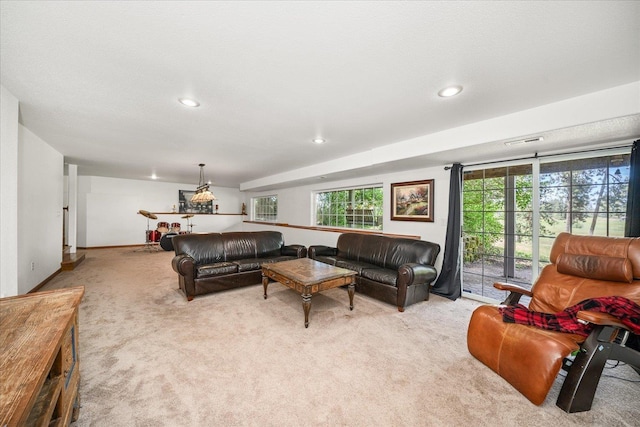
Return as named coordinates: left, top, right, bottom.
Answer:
left=577, top=311, right=630, bottom=330
left=282, top=244, right=307, bottom=258
left=494, top=282, right=533, bottom=306
left=493, top=282, right=534, bottom=296
left=308, top=245, right=337, bottom=259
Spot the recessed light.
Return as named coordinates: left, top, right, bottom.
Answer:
left=151, top=173, right=157, bottom=180
left=178, top=98, right=200, bottom=107
left=313, top=138, right=325, bottom=144
left=438, top=85, right=463, bottom=97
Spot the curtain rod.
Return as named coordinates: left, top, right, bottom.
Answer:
left=444, top=143, right=634, bottom=170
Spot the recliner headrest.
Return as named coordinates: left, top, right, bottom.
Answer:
left=550, top=232, right=640, bottom=280
left=556, top=253, right=633, bottom=283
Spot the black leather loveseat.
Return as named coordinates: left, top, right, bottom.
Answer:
left=171, top=231, right=306, bottom=301
left=308, top=233, right=440, bottom=311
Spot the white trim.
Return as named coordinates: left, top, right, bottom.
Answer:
left=531, top=158, right=540, bottom=283
left=462, top=292, right=501, bottom=305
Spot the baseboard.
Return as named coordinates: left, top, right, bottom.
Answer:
left=28, top=268, right=62, bottom=294
left=77, top=244, right=145, bottom=250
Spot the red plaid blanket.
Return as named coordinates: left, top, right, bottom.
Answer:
left=499, top=296, right=640, bottom=337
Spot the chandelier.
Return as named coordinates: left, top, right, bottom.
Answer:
left=190, top=163, right=216, bottom=203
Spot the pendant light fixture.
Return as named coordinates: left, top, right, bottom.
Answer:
left=190, top=163, right=216, bottom=203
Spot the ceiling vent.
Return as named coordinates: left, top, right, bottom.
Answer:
left=504, top=136, right=544, bottom=146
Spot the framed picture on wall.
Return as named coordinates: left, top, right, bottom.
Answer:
left=179, top=190, right=213, bottom=214
left=390, top=179, right=434, bottom=222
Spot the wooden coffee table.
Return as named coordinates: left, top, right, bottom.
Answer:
left=262, top=258, right=356, bottom=328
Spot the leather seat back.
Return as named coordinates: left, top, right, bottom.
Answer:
left=336, top=233, right=440, bottom=269
left=529, top=232, right=640, bottom=313
left=173, top=232, right=225, bottom=264
left=222, top=231, right=284, bottom=261
left=172, top=231, right=285, bottom=264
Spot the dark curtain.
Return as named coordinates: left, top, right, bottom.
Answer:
left=432, top=163, right=463, bottom=300
left=625, top=140, right=640, bottom=353
left=625, top=140, right=640, bottom=238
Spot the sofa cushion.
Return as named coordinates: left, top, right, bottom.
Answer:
left=335, top=259, right=379, bottom=275
left=262, top=256, right=300, bottom=264
left=221, top=231, right=285, bottom=261
left=223, top=234, right=258, bottom=261
left=360, top=268, right=397, bottom=286
left=336, top=234, right=392, bottom=267
left=233, top=259, right=262, bottom=272
left=255, top=232, right=286, bottom=257
left=173, top=233, right=225, bottom=264
left=313, top=255, right=337, bottom=266
left=197, top=262, right=238, bottom=278
left=386, top=239, right=439, bottom=269
left=233, top=256, right=300, bottom=272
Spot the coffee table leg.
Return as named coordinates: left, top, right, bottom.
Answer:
left=302, top=293, right=312, bottom=328
left=262, top=273, right=269, bottom=299
left=347, top=281, right=355, bottom=310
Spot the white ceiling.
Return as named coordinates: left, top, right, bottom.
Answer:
left=1, top=1, right=639, bottom=190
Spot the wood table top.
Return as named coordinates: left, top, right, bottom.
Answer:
left=262, top=258, right=355, bottom=285
left=0, top=286, right=84, bottom=426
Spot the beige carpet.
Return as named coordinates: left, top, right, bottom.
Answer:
left=41, top=248, right=639, bottom=426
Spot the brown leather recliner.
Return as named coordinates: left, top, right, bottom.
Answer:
left=467, top=232, right=640, bottom=412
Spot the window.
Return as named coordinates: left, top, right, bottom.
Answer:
left=462, top=150, right=630, bottom=302
left=252, top=195, right=277, bottom=222
left=315, top=186, right=383, bottom=230
left=538, top=154, right=630, bottom=270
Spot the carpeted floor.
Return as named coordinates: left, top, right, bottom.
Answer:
left=41, top=248, right=639, bottom=426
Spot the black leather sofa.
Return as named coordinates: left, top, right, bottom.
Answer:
left=171, top=231, right=306, bottom=301
left=308, top=233, right=440, bottom=311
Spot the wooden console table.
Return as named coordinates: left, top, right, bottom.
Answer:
left=0, top=286, right=84, bottom=426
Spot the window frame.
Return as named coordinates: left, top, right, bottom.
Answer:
left=314, top=184, right=384, bottom=231
left=461, top=147, right=630, bottom=303
left=251, top=195, right=278, bottom=222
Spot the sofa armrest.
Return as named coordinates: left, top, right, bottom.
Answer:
left=308, top=245, right=337, bottom=259
left=398, top=263, right=437, bottom=287
left=493, top=282, right=533, bottom=306
left=172, top=253, right=195, bottom=277
left=282, top=244, right=307, bottom=258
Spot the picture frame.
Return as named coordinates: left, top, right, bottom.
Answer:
left=390, top=179, right=434, bottom=222
left=179, top=190, right=213, bottom=214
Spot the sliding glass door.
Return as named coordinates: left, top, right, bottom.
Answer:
left=461, top=149, right=630, bottom=302
left=462, top=163, right=534, bottom=302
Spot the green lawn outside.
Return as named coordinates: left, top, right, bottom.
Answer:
left=483, top=216, right=626, bottom=263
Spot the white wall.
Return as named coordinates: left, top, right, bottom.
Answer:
left=241, top=165, right=450, bottom=272
left=0, top=85, right=19, bottom=297
left=237, top=83, right=640, bottom=276
left=242, top=82, right=640, bottom=191
left=17, top=125, right=64, bottom=295
left=78, top=176, right=245, bottom=247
